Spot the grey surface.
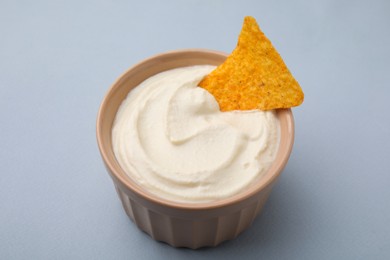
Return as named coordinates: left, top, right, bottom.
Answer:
left=1, top=0, right=389, bottom=259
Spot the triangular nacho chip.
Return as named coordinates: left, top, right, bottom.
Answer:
left=199, top=16, right=304, bottom=111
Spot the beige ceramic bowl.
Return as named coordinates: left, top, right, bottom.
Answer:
left=96, top=49, right=295, bottom=249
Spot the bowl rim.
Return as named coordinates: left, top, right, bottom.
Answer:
left=96, top=48, right=295, bottom=211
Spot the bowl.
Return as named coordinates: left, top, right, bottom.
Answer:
left=96, top=49, right=295, bottom=249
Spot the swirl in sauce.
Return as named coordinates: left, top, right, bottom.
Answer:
left=112, top=66, right=280, bottom=203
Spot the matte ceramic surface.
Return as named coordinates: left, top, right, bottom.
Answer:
left=96, top=49, right=295, bottom=248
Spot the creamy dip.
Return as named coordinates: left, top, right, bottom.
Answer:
left=112, top=65, right=280, bottom=203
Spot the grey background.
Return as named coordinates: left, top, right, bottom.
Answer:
left=1, top=0, right=389, bottom=259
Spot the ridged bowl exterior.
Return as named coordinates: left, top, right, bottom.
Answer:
left=96, top=49, right=294, bottom=249
left=113, top=182, right=273, bottom=249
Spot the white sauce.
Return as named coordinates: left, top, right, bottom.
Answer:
left=112, top=66, right=280, bottom=203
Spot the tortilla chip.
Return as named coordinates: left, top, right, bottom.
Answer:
left=199, top=16, right=304, bottom=111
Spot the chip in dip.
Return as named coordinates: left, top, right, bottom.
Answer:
left=112, top=65, right=280, bottom=203
left=199, top=16, right=304, bottom=111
